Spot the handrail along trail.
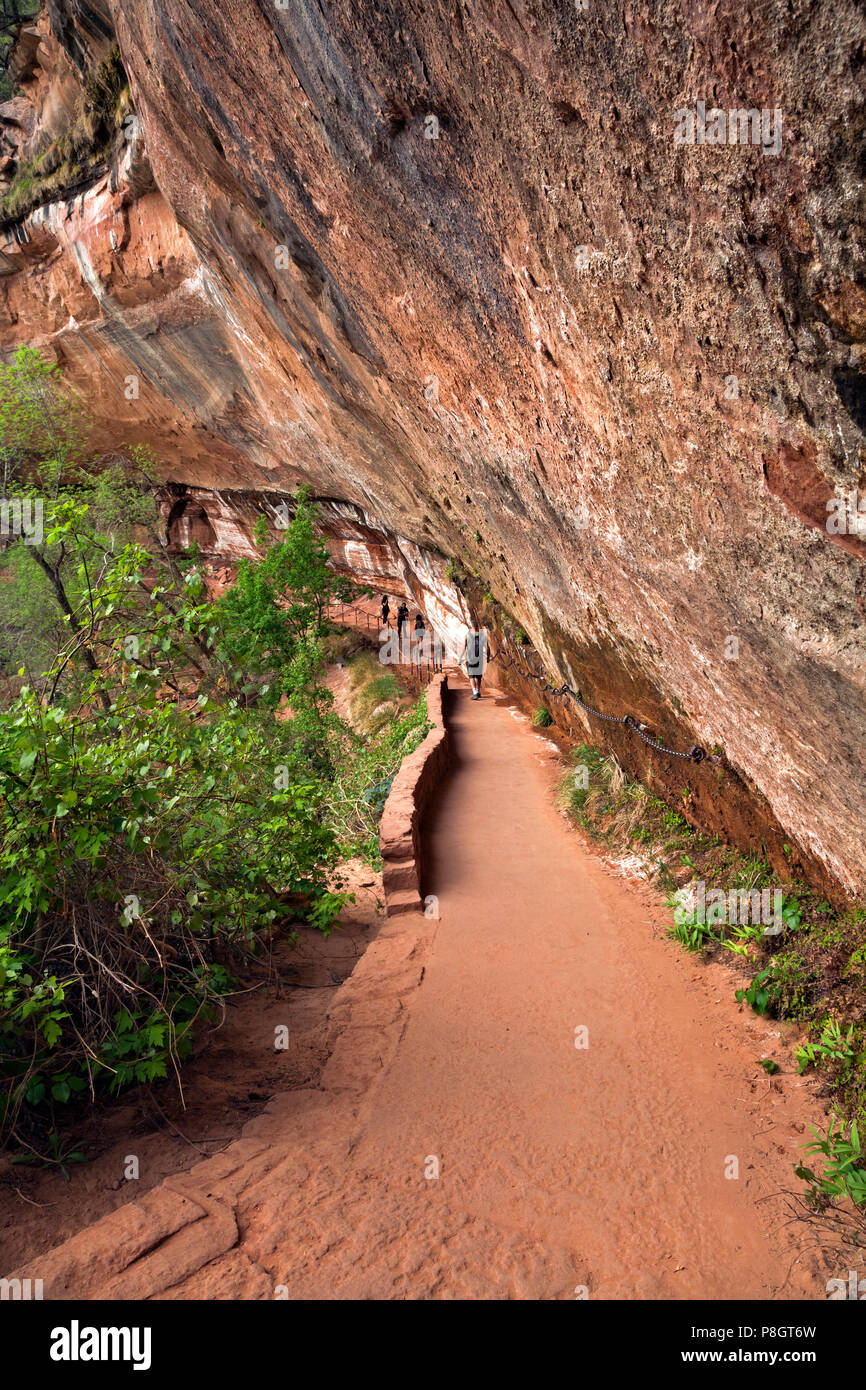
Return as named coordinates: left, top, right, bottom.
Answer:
left=490, top=639, right=706, bottom=764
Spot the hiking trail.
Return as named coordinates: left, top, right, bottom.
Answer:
left=9, top=677, right=828, bottom=1299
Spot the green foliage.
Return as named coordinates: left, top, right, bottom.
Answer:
left=325, top=651, right=430, bottom=862
left=797, top=1019, right=859, bottom=1076
left=562, top=744, right=604, bottom=827
left=0, top=346, right=88, bottom=491
left=532, top=706, right=553, bottom=728
left=735, top=967, right=774, bottom=1015
left=661, top=807, right=689, bottom=834
left=777, top=895, right=804, bottom=933
left=215, top=492, right=351, bottom=694
left=728, top=854, right=776, bottom=894
left=443, top=557, right=470, bottom=589
left=0, top=546, right=347, bottom=1143
left=0, top=355, right=159, bottom=680
left=735, top=952, right=815, bottom=1019
left=795, top=1119, right=866, bottom=1208
left=668, top=893, right=718, bottom=954
left=10, top=1127, right=85, bottom=1181
left=0, top=360, right=377, bottom=1146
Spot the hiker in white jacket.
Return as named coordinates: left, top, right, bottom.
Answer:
left=460, top=620, right=487, bottom=699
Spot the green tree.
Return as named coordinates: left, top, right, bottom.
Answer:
left=0, top=354, right=358, bottom=1151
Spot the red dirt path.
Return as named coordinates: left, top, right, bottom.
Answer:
left=5, top=677, right=832, bottom=1299
left=354, top=680, right=828, bottom=1298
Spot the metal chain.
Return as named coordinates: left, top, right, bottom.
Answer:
left=327, top=602, right=704, bottom=763
left=490, top=642, right=705, bottom=764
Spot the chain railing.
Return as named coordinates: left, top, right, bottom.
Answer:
left=326, top=600, right=701, bottom=761
left=490, top=639, right=706, bottom=764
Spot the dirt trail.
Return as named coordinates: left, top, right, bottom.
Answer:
left=216, top=678, right=828, bottom=1298
left=7, top=678, right=832, bottom=1299
left=346, top=680, right=828, bottom=1298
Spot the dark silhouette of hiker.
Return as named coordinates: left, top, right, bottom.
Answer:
left=396, top=601, right=409, bottom=639
left=461, top=620, right=487, bottom=699
left=411, top=612, right=427, bottom=663
left=380, top=595, right=390, bottom=626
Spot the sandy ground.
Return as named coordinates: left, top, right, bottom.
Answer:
left=347, top=680, right=830, bottom=1298
left=224, top=678, right=828, bottom=1299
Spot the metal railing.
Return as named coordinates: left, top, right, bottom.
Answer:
left=326, top=600, right=701, bottom=762
left=325, top=600, right=444, bottom=687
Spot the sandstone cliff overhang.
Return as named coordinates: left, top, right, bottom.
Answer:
left=0, top=0, right=863, bottom=900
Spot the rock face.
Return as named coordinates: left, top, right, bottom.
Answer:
left=1, top=1, right=864, bottom=899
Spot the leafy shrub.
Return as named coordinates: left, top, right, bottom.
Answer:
left=326, top=652, right=430, bottom=862
left=735, top=952, right=816, bottom=1019
left=795, top=1119, right=866, bottom=1208
left=797, top=1019, right=859, bottom=1076
left=0, top=358, right=369, bottom=1147
left=668, top=892, right=719, bottom=954
left=0, top=514, right=348, bottom=1147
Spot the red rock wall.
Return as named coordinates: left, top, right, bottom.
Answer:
left=1, top=1, right=864, bottom=899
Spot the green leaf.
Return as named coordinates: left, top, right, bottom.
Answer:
left=42, top=1017, right=63, bottom=1047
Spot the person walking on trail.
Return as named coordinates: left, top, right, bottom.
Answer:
left=396, top=601, right=409, bottom=639
left=461, top=619, right=487, bottom=700
left=411, top=611, right=427, bottom=663
left=380, top=595, right=390, bottom=627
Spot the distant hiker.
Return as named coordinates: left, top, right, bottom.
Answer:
left=396, top=601, right=409, bottom=637
left=461, top=619, right=487, bottom=699
left=380, top=595, right=390, bottom=626
left=411, top=612, right=427, bottom=662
